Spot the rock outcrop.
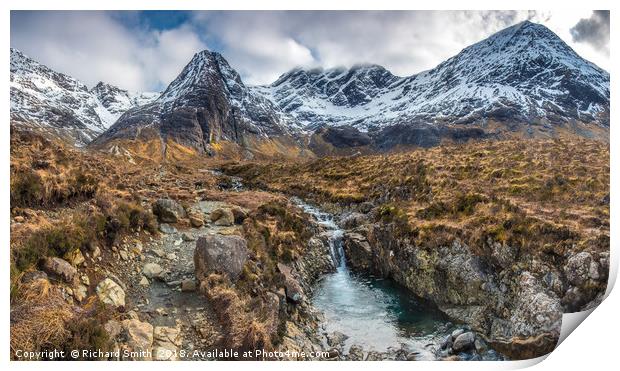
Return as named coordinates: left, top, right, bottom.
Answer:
left=341, top=223, right=567, bottom=359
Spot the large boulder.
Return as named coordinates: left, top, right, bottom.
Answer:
left=152, top=199, right=186, bottom=223
left=96, top=278, right=126, bottom=308
left=42, top=257, right=77, bottom=282
left=194, top=235, right=248, bottom=281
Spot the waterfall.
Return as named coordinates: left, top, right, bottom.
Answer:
left=293, top=197, right=345, bottom=269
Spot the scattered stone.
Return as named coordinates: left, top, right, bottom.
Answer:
left=119, top=250, right=129, bottom=261
left=451, top=328, right=465, bottom=340
left=73, top=284, right=88, bottom=302
left=326, top=331, right=349, bottom=347
left=452, top=332, right=476, bottom=352
left=14, top=216, right=25, bottom=223
left=64, top=249, right=85, bottom=266
left=181, top=279, right=196, bottom=292
left=143, top=263, right=164, bottom=279
left=91, top=245, right=101, bottom=259
left=348, top=344, right=364, bottom=360
left=210, top=208, right=235, bottom=226
left=189, top=214, right=204, bottom=228
left=152, top=199, right=186, bottom=224
left=194, top=235, right=248, bottom=281
left=365, top=351, right=385, bottom=361
left=565, top=252, right=599, bottom=286
left=152, top=248, right=166, bottom=258
left=139, top=276, right=150, bottom=286
left=120, top=319, right=153, bottom=360
left=42, top=257, right=77, bottom=282
left=96, top=278, right=126, bottom=307
left=474, top=337, right=487, bottom=352
left=440, top=334, right=453, bottom=350
left=153, top=326, right=182, bottom=361
left=21, top=270, right=48, bottom=283
left=181, top=233, right=195, bottom=241
left=81, top=275, right=90, bottom=286
left=166, top=253, right=177, bottom=260
left=159, top=223, right=177, bottom=234
left=131, top=242, right=143, bottom=255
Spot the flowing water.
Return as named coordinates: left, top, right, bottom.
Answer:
left=296, top=200, right=453, bottom=360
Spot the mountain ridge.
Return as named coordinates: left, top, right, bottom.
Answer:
left=10, top=48, right=159, bottom=146
left=10, top=20, right=610, bottom=156
left=257, top=20, right=609, bottom=142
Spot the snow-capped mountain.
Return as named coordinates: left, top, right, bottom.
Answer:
left=12, top=21, right=610, bottom=155
left=92, top=50, right=302, bottom=156
left=257, top=21, right=609, bottom=144
left=10, top=48, right=158, bottom=146
left=90, top=82, right=160, bottom=118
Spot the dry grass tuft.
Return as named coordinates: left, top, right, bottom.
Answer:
left=10, top=274, right=72, bottom=358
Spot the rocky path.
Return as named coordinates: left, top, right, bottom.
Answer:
left=100, top=199, right=248, bottom=360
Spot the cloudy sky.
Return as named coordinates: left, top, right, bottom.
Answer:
left=10, top=10, right=610, bottom=92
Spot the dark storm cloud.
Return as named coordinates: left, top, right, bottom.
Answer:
left=570, top=10, right=610, bottom=55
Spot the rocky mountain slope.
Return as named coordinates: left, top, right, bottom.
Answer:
left=257, top=21, right=610, bottom=149
left=10, top=48, right=158, bottom=146
left=90, top=50, right=305, bottom=160
left=11, top=21, right=610, bottom=154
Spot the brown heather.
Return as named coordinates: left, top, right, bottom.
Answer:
left=223, top=138, right=610, bottom=257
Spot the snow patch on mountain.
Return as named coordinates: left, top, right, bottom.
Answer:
left=256, top=21, right=610, bottom=132
left=10, top=48, right=158, bottom=146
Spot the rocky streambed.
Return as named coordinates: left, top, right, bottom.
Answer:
left=78, top=171, right=600, bottom=361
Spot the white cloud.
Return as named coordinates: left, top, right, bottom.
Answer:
left=11, top=11, right=208, bottom=91
left=11, top=10, right=610, bottom=90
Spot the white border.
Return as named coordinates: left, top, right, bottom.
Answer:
left=2, top=1, right=617, bottom=371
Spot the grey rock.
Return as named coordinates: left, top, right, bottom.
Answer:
left=181, top=279, right=197, bottom=292
left=143, top=263, right=164, bottom=279
left=210, top=208, right=235, bottom=226
left=21, top=270, right=48, bottom=283
left=451, top=328, right=465, bottom=340
left=348, top=344, right=364, bottom=360
left=565, top=252, right=599, bottom=286
left=120, top=319, right=153, bottom=360
left=96, top=278, right=126, bottom=307
left=42, top=257, right=77, bottom=283
left=181, top=232, right=195, bottom=241
left=326, top=331, right=349, bottom=347
left=194, top=235, right=248, bottom=281
left=153, top=199, right=186, bottom=223
left=277, top=263, right=305, bottom=303
left=452, top=332, right=475, bottom=352
left=159, top=223, right=177, bottom=234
